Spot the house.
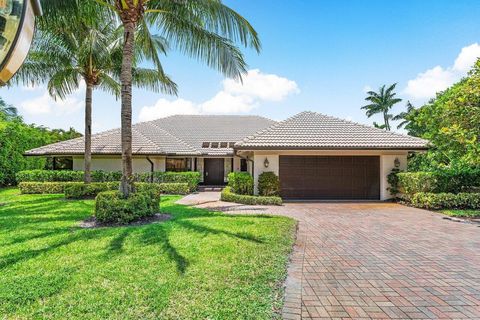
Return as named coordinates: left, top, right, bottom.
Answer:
left=25, top=111, right=429, bottom=200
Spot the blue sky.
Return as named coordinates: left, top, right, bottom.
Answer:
left=2, top=0, right=480, bottom=133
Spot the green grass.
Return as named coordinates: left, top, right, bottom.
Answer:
left=0, top=188, right=296, bottom=319
left=441, top=209, right=480, bottom=218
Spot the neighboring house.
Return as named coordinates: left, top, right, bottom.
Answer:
left=25, top=111, right=429, bottom=200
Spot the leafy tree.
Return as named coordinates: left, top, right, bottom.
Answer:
left=0, top=97, right=18, bottom=120
left=393, top=100, right=415, bottom=129
left=0, top=102, right=82, bottom=186
left=42, top=0, right=261, bottom=196
left=16, top=12, right=176, bottom=183
left=362, top=83, right=402, bottom=131
left=406, top=60, right=480, bottom=170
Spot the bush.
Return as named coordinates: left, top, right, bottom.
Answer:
left=398, top=168, right=480, bottom=195
left=136, top=182, right=190, bottom=197
left=258, top=172, right=280, bottom=196
left=134, top=172, right=200, bottom=191
left=65, top=182, right=191, bottom=199
left=95, top=191, right=159, bottom=224
left=64, top=182, right=120, bottom=199
left=227, top=172, right=254, bottom=195
left=408, top=192, right=480, bottom=210
left=221, top=187, right=282, bottom=206
left=19, top=182, right=83, bottom=194
left=16, top=169, right=122, bottom=183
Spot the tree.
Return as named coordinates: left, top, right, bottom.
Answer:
left=407, top=60, right=480, bottom=169
left=362, top=83, right=402, bottom=131
left=393, top=100, right=415, bottom=129
left=0, top=97, right=18, bottom=120
left=42, top=0, right=261, bottom=197
left=15, top=14, right=176, bottom=183
left=0, top=101, right=82, bottom=186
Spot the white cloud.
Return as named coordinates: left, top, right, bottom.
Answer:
left=20, top=92, right=83, bottom=115
left=138, top=98, right=199, bottom=121
left=222, top=69, right=299, bottom=101
left=404, top=43, right=480, bottom=100
left=138, top=69, right=299, bottom=121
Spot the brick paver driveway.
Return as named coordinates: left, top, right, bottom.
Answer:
left=196, top=201, right=480, bottom=319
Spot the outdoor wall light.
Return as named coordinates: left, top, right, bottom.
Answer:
left=394, top=157, right=400, bottom=168
left=264, top=157, right=269, bottom=168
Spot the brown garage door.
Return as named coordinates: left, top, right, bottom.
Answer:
left=279, top=156, right=380, bottom=200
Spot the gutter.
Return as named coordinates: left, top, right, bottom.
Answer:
left=146, top=157, right=154, bottom=183
left=234, top=150, right=255, bottom=175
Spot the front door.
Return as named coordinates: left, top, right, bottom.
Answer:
left=204, top=158, right=225, bottom=185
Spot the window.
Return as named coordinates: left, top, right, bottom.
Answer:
left=211, top=142, right=219, bottom=148
left=240, top=159, right=248, bottom=172
left=166, top=158, right=190, bottom=172
left=51, top=157, right=73, bottom=170
left=202, top=142, right=210, bottom=148
left=220, top=142, right=228, bottom=148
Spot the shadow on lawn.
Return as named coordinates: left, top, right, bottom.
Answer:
left=0, top=195, right=267, bottom=275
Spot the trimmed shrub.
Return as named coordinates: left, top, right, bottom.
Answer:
left=408, top=192, right=480, bottom=210
left=136, top=182, right=190, bottom=197
left=95, top=191, right=159, bottom=224
left=16, top=169, right=122, bottom=183
left=398, top=168, right=480, bottom=195
left=19, top=182, right=83, bottom=194
left=227, top=172, right=254, bottom=195
left=258, top=172, right=280, bottom=196
left=64, top=182, right=120, bottom=199
left=221, top=187, right=282, bottom=206
left=134, top=172, right=201, bottom=191
left=65, top=182, right=191, bottom=199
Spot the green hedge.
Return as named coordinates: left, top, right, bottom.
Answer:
left=134, top=172, right=201, bottom=191
left=408, top=192, right=480, bottom=210
left=65, top=182, right=190, bottom=199
left=95, top=191, right=159, bottom=224
left=221, top=187, right=282, bottom=206
left=398, top=168, right=480, bottom=195
left=64, top=182, right=120, bottom=199
left=19, top=182, right=83, bottom=194
left=258, top=172, right=280, bottom=196
left=16, top=170, right=201, bottom=191
left=227, top=172, right=254, bottom=195
left=136, top=182, right=190, bottom=197
left=16, top=170, right=122, bottom=183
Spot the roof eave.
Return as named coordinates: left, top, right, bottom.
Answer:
left=234, top=146, right=430, bottom=151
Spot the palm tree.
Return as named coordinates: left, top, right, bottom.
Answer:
left=42, top=0, right=261, bottom=196
left=393, top=100, right=415, bottom=129
left=16, top=18, right=176, bottom=183
left=362, top=83, right=402, bottom=131
left=0, top=97, right=18, bottom=120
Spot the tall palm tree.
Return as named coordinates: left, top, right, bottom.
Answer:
left=393, top=100, right=415, bottom=129
left=362, top=83, right=402, bottom=131
left=43, top=0, right=261, bottom=196
left=16, top=18, right=176, bottom=183
left=0, top=97, right=18, bottom=120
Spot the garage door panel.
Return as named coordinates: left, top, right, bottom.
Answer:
left=279, top=156, right=380, bottom=200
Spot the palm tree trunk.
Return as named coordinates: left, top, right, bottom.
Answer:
left=384, top=112, right=390, bottom=131
left=119, top=20, right=136, bottom=197
left=84, top=82, right=93, bottom=183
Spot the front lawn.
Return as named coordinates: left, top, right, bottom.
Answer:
left=441, top=209, right=480, bottom=218
left=0, top=188, right=296, bottom=319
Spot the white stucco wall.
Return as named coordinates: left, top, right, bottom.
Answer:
left=251, top=150, right=408, bottom=200
left=73, top=156, right=166, bottom=173
left=380, top=154, right=407, bottom=200
left=253, top=154, right=279, bottom=194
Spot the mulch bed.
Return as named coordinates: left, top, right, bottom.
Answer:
left=79, top=213, right=172, bottom=229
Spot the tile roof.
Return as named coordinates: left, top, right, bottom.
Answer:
left=235, top=111, right=429, bottom=150
left=25, top=115, right=275, bottom=156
